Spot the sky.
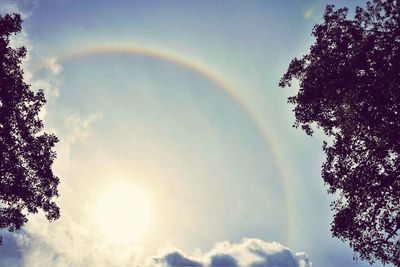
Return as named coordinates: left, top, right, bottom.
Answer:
left=0, top=1, right=393, bottom=267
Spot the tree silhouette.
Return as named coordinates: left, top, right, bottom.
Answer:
left=279, top=0, right=400, bottom=265
left=0, top=13, right=60, bottom=244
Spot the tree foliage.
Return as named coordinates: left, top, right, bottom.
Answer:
left=279, top=0, right=400, bottom=265
left=0, top=13, right=60, bottom=244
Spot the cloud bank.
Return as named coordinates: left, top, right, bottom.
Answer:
left=153, top=238, right=311, bottom=267
left=5, top=231, right=310, bottom=267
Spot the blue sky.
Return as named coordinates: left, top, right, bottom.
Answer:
left=0, top=1, right=392, bottom=267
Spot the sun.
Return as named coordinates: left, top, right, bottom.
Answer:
left=93, top=182, right=153, bottom=243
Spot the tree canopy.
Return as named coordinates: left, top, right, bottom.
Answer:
left=0, top=13, right=60, bottom=244
left=279, top=0, right=400, bottom=265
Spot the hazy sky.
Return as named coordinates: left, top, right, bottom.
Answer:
left=0, top=1, right=391, bottom=267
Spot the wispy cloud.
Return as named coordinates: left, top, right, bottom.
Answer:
left=12, top=213, right=142, bottom=267
left=0, top=2, right=29, bottom=19
left=303, top=7, right=316, bottom=20
left=55, top=112, right=102, bottom=167
left=303, top=1, right=323, bottom=21
left=27, top=57, right=63, bottom=99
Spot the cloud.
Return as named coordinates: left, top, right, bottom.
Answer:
left=303, top=7, right=316, bottom=20
left=209, top=254, right=237, bottom=266
left=153, top=238, right=311, bottom=267
left=155, top=251, right=203, bottom=267
left=27, top=57, right=63, bottom=98
left=303, top=2, right=324, bottom=21
left=7, top=233, right=310, bottom=267
left=54, top=111, right=102, bottom=168
left=62, top=112, right=101, bottom=143
left=0, top=2, right=29, bottom=19
left=12, top=213, right=143, bottom=267
left=41, top=57, right=63, bottom=75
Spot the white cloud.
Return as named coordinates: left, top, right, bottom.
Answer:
left=14, top=214, right=143, bottom=267
left=303, top=7, right=316, bottom=20
left=0, top=3, right=29, bottom=19
left=54, top=112, right=102, bottom=168
left=41, top=57, right=63, bottom=75
left=6, top=231, right=311, bottom=267
left=62, top=112, right=101, bottom=143
left=153, top=238, right=311, bottom=267
left=31, top=78, right=60, bottom=98
left=27, top=57, right=64, bottom=101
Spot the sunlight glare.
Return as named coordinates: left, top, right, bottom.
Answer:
left=93, top=182, right=153, bottom=243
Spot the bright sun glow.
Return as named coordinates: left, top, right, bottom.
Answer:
left=93, top=182, right=153, bottom=243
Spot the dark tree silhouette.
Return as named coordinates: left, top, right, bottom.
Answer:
left=0, top=13, right=59, bottom=244
left=279, top=0, right=400, bottom=265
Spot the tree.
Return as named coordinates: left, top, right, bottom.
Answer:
left=279, top=0, right=400, bottom=265
left=0, top=13, right=60, bottom=244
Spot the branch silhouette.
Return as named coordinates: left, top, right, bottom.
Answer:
left=0, top=13, right=60, bottom=244
left=280, top=0, right=400, bottom=265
